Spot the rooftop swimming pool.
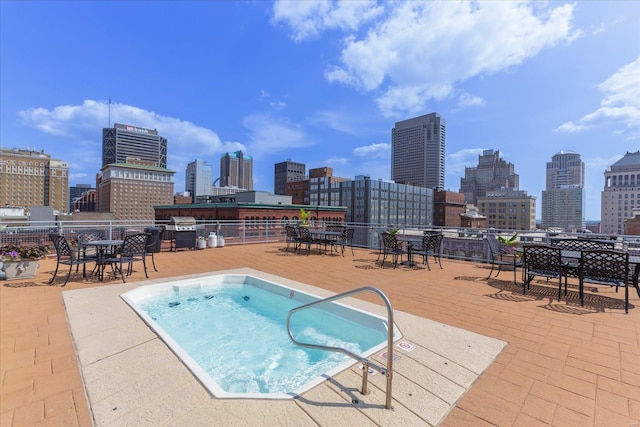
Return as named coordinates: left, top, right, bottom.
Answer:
left=121, top=274, right=402, bottom=399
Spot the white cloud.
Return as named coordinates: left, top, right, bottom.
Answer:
left=18, top=99, right=237, bottom=156
left=309, top=111, right=363, bottom=135
left=272, top=0, right=384, bottom=42
left=325, top=157, right=348, bottom=165
left=16, top=99, right=245, bottom=189
left=317, top=1, right=579, bottom=116
left=458, top=92, right=485, bottom=108
left=556, top=56, right=640, bottom=135
left=242, top=113, right=312, bottom=157
left=555, top=121, right=587, bottom=133
left=353, top=143, right=390, bottom=159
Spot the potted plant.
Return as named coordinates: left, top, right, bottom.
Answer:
left=299, top=208, right=311, bottom=227
left=1, top=243, right=49, bottom=280
left=497, top=232, right=519, bottom=256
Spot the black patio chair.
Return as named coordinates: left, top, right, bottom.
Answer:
left=144, top=230, right=161, bottom=272
left=338, top=228, right=355, bottom=256
left=380, top=231, right=407, bottom=269
left=48, top=233, right=95, bottom=287
left=295, top=227, right=312, bottom=256
left=320, top=225, right=345, bottom=254
left=284, top=225, right=298, bottom=252
left=414, top=232, right=443, bottom=271
left=486, top=235, right=523, bottom=283
left=578, top=249, right=631, bottom=313
left=522, top=244, right=566, bottom=300
left=550, top=238, right=615, bottom=281
left=104, top=233, right=149, bottom=283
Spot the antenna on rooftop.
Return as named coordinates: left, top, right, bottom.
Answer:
left=108, top=98, right=112, bottom=127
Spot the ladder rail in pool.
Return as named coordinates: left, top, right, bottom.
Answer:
left=286, top=286, right=395, bottom=409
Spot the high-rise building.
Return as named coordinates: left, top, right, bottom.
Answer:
left=541, top=151, right=585, bottom=231
left=97, top=159, right=175, bottom=221
left=477, top=189, right=536, bottom=231
left=460, top=149, right=519, bottom=205
left=102, top=123, right=167, bottom=168
left=0, top=148, right=69, bottom=214
left=391, top=112, right=445, bottom=190
left=274, top=160, right=305, bottom=195
left=601, top=150, right=640, bottom=235
left=220, top=150, right=253, bottom=190
left=185, top=159, right=213, bottom=202
left=69, top=184, right=93, bottom=211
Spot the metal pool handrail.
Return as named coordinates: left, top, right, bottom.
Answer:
left=286, top=286, right=395, bottom=409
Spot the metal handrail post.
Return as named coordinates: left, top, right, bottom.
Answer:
left=286, top=286, right=395, bottom=409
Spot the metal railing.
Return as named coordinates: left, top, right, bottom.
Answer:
left=2, top=219, right=639, bottom=260
left=286, top=286, right=395, bottom=409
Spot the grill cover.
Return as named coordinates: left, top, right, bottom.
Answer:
left=167, top=217, right=197, bottom=231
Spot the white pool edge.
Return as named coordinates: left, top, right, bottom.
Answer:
left=120, top=273, right=403, bottom=400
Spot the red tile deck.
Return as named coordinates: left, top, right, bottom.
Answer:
left=1, top=243, right=639, bottom=426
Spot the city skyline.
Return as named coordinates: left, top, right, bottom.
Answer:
left=1, top=1, right=638, bottom=221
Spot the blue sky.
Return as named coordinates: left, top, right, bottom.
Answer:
left=1, top=1, right=638, bottom=221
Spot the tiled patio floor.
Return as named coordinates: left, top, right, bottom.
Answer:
left=1, top=243, right=639, bottom=426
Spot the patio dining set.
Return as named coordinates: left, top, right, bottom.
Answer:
left=47, top=229, right=161, bottom=286
left=378, top=230, right=444, bottom=271
left=285, top=225, right=355, bottom=256
left=486, top=234, right=640, bottom=313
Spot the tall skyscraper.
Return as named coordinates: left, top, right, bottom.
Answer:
left=601, top=150, right=640, bottom=235
left=102, top=123, right=167, bottom=168
left=541, top=151, right=585, bottom=231
left=220, top=150, right=253, bottom=190
left=459, top=149, right=519, bottom=205
left=391, top=112, right=445, bottom=190
left=274, top=160, right=305, bottom=195
left=0, top=148, right=69, bottom=214
left=186, top=159, right=213, bottom=201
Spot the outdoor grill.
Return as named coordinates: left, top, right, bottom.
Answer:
left=166, top=216, right=200, bottom=250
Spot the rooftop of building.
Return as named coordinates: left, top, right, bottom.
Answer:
left=1, top=240, right=639, bottom=425
left=611, top=150, right=640, bottom=168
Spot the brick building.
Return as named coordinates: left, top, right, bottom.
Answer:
left=434, top=190, right=465, bottom=227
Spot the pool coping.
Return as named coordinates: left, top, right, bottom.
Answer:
left=63, top=267, right=507, bottom=426
left=120, top=273, right=404, bottom=400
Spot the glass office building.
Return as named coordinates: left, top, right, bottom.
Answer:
left=391, top=113, right=445, bottom=190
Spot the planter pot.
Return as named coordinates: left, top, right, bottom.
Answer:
left=2, top=260, right=40, bottom=280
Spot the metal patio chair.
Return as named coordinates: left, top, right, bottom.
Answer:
left=48, top=233, right=95, bottom=287
left=338, top=227, right=355, bottom=256
left=144, top=230, right=161, bottom=272
left=103, top=233, right=149, bottom=283
left=522, top=244, right=567, bottom=300
left=550, top=238, right=615, bottom=281
left=284, top=225, right=298, bottom=252
left=413, top=232, right=444, bottom=271
left=380, top=232, right=407, bottom=269
left=579, top=249, right=631, bottom=313
left=294, top=227, right=312, bottom=256
left=486, top=235, right=523, bottom=284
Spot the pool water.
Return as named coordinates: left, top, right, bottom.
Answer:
left=121, top=274, right=399, bottom=399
